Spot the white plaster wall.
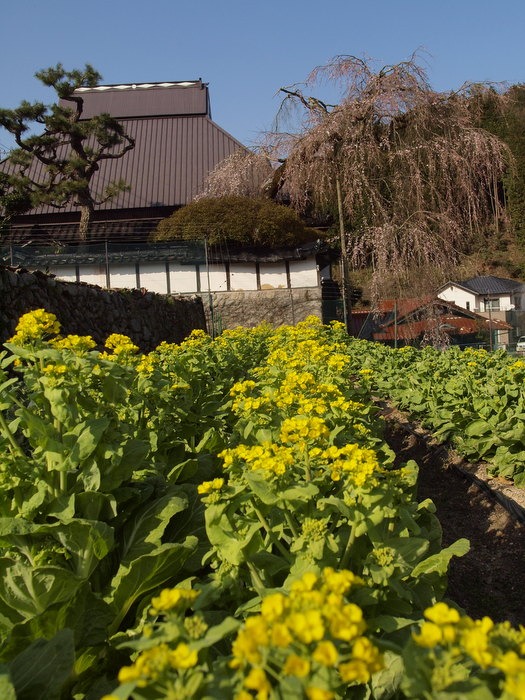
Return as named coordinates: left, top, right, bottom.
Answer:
left=47, top=256, right=321, bottom=294
left=79, top=265, right=107, bottom=288
left=289, top=259, right=318, bottom=288
left=199, top=264, right=228, bottom=292
left=488, top=293, right=512, bottom=311
left=259, top=262, right=287, bottom=289
left=49, top=266, right=77, bottom=283
left=437, top=285, right=477, bottom=310
left=139, top=263, right=169, bottom=294
left=230, top=263, right=258, bottom=291
left=169, top=263, right=198, bottom=293
left=109, top=263, right=137, bottom=290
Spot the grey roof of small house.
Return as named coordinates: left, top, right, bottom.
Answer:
left=2, top=81, right=244, bottom=218
left=460, top=276, right=523, bottom=295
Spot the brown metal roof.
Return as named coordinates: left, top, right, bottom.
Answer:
left=3, top=81, right=245, bottom=223
left=67, top=80, right=210, bottom=119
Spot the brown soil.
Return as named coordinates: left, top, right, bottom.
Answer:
left=381, top=405, right=525, bottom=626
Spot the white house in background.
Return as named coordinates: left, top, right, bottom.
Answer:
left=437, top=276, right=525, bottom=347
left=437, top=276, right=525, bottom=312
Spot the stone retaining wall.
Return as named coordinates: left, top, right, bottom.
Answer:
left=0, top=267, right=206, bottom=352
left=201, top=288, right=324, bottom=332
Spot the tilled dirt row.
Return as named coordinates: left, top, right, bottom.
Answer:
left=382, top=411, right=525, bottom=626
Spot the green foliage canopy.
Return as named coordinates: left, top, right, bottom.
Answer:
left=0, top=172, right=32, bottom=234
left=154, top=195, right=319, bottom=247
left=475, top=84, right=525, bottom=245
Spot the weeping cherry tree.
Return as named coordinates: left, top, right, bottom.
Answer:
left=274, top=54, right=512, bottom=301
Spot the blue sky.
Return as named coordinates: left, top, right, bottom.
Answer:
left=1, top=0, right=524, bottom=154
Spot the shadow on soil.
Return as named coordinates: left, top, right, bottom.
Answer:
left=384, top=418, right=525, bottom=626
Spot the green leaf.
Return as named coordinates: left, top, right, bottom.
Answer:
left=7, top=628, right=75, bottom=700
left=53, top=519, right=115, bottom=579
left=42, top=386, right=72, bottom=425
left=464, top=419, right=492, bottom=437
left=61, top=417, right=110, bottom=470
left=243, top=420, right=254, bottom=440
left=120, top=487, right=189, bottom=564
left=244, top=471, right=279, bottom=505
left=100, top=372, right=128, bottom=403
left=0, top=668, right=16, bottom=700
left=1, top=583, right=113, bottom=661
left=163, top=484, right=208, bottom=572
left=411, top=538, right=470, bottom=577
left=371, top=614, right=418, bottom=633
left=0, top=560, right=84, bottom=624
left=204, top=505, right=263, bottom=565
left=0, top=518, right=114, bottom=580
left=279, top=482, right=319, bottom=503
left=195, top=427, right=225, bottom=454
left=16, top=406, right=59, bottom=444
left=370, top=650, right=404, bottom=699
left=385, top=537, right=430, bottom=567
left=106, top=537, right=198, bottom=633
left=192, top=616, right=239, bottom=651
left=74, top=491, right=117, bottom=521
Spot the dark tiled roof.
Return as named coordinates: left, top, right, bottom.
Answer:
left=460, top=275, right=523, bottom=295
left=4, top=240, right=323, bottom=268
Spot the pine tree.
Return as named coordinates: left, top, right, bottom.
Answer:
left=0, top=64, right=134, bottom=240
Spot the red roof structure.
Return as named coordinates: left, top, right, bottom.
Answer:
left=353, top=297, right=512, bottom=345
left=3, top=80, right=245, bottom=242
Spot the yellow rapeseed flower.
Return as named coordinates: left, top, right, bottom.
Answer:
left=102, top=333, right=139, bottom=356
left=338, top=659, right=372, bottom=684
left=197, top=478, right=225, bottom=494
left=243, top=667, right=271, bottom=699
left=42, top=363, right=67, bottom=376
left=287, top=610, right=325, bottom=644
left=261, top=592, right=288, bottom=622
left=424, top=603, right=460, bottom=626
left=283, top=653, right=311, bottom=677
left=117, top=643, right=173, bottom=686
left=8, top=308, right=61, bottom=345
left=51, top=334, right=96, bottom=353
left=413, top=621, right=444, bottom=648
left=279, top=415, right=329, bottom=444
left=149, top=588, right=199, bottom=615
left=329, top=604, right=366, bottom=642
left=460, top=624, right=494, bottom=668
left=170, top=642, right=198, bottom=669
left=322, top=567, right=363, bottom=595
left=306, top=687, right=335, bottom=700
left=271, top=622, right=293, bottom=647
left=312, top=640, right=339, bottom=667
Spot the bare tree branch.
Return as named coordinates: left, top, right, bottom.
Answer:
left=271, top=54, right=512, bottom=301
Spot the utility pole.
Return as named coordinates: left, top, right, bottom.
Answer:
left=204, top=238, right=216, bottom=338
left=336, top=177, right=351, bottom=334
left=484, top=297, right=494, bottom=351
